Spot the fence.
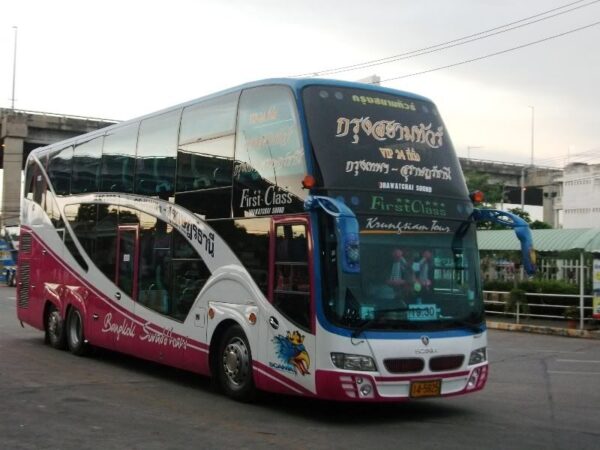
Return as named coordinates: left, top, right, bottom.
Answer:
left=484, top=290, right=596, bottom=330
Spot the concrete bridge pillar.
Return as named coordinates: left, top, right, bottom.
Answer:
left=1, top=113, right=27, bottom=227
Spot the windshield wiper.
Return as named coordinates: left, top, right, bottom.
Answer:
left=449, top=315, right=485, bottom=333
left=351, top=306, right=409, bottom=339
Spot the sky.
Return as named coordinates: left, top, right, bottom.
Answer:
left=1, top=0, right=599, bottom=168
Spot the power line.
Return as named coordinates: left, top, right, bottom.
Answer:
left=292, top=0, right=599, bottom=77
left=378, top=20, right=600, bottom=83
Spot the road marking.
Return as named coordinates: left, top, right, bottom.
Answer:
left=555, top=359, right=600, bottom=364
left=547, top=370, right=600, bottom=376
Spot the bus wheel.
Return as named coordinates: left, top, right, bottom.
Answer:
left=66, top=308, right=89, bottom=356
left=45, top=304, right=67, bottom=350
left=218, top=325, right=256, bottom=402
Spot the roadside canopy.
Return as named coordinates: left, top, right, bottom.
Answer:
left=477, top=228, right=600, bottom=253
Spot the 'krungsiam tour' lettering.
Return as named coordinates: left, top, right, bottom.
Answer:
left=336, top=117, right=444, bottom=148
left=365, top=217, right=451, bottom=233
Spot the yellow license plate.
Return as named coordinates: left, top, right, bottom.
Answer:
left=410, top=380, right=442, bottom=398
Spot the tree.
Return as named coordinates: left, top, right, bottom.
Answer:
left=507, top=208, right=552, bottom=229
left=463, top=170, right=502, bottom=207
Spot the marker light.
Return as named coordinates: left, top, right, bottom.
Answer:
left=302, top=175, right=317, bottom=189
left=248, top=312, right=257, bottom=325
left=208, top=308, right=215, bottom=320
left=470, top=190, right=485, bottom=204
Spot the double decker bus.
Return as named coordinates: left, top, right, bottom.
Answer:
left=17, top=78, right=534, bottom=402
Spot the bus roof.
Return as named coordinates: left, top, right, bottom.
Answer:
left=30, top=78, right=434, bottom=159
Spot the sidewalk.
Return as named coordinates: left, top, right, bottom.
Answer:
left=487, top=316, right=600, bottom=339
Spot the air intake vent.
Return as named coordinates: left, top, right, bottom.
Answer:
left=429, top=355, right=465, bottom=372
left=17, top=262, right=30, bottom=309
left=21, top=233, right=32, bottom=253
left=384, top=358, right=425, bottom=374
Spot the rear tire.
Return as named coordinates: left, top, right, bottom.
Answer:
left=217, top=325, right=256, bottom=402
left=45, top=304, right=67, bottom=350
left=66, top=308, right=89, bottom=356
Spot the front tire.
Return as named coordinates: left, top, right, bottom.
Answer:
left=45, top=304, right=67, bottom=350
left=217, top=325, right=256, bottom=402
left=66, top=308, right=89, bottom=356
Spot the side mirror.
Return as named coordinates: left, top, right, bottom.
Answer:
left=473, top=209, right=536, bottom=275
left=305, top=195, right=360, bottom=273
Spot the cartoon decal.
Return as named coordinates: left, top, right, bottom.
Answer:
left=270, top=330, right=310, bottom=376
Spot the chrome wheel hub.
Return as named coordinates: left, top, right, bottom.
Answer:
left=222, top=337, right=250, bottom=386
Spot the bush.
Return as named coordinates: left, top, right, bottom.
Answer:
left=563, top=305, right=579, bottom=320
left=505, top=288, right=529, bottom=315
left=483, top=280, right=514, bottom=292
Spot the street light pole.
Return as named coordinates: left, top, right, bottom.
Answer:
left=11, top=26, right=18, bottom=110
left=529, top=105, right=534, bottom=165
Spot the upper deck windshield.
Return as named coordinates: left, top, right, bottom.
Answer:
left=302, top=84, right=483, bottom=332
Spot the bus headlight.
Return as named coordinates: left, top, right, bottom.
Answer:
left=469, top=347, right=487, bottom=365
left=331, top=352, right=377, bottom=371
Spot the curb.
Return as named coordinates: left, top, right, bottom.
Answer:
left=487, top=321, right=600, bottom=339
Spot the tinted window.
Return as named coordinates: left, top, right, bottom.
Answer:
left=273, top=223, right=310, bottom=331
left=95, top=204, right=119, bottom=280
left=47, top=146, right=73, bottom=195
left=65, top=203, right=98, bottom=260
left=175, top=189, right=232, bottom=220
left=72, top=137, right=103, bottom=194
left=25, top=159, right=45, bottom=206
left=138, top=213, right=172, bottom=314
left=101, top=124, right=138, bottom=193
left=135, top=110, right=179, bottom=198
left=176, top=94, right=237, bottom=219
left=211, top=218, right=269, bottom=295
left=233, top=86, right=307, bottom=217
left=176, top=136, right=234, bottom=192
left=171, top=259, right=210, bottom=321
left=179, top=92, right=238, bottom=144
left=302, top=85, right=467, bottom=198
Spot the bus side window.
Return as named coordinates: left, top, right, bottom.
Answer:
left=24, top=159, right=46, bottom=207
left=100, top=124, right=138, bottom=193
left=273, top=223, right=310, bottom=331
left=170, top=230, right=211, bottom=321
left=135, top=110, right=179, bottom=198
left=47, top=146, right=73, bottom=195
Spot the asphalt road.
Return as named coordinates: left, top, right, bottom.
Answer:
left=1, top=285, right=599, bottom=450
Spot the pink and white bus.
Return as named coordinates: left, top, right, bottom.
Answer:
left=17, top=79, right=534, bottom=401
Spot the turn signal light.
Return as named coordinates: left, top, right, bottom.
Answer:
left=470, top=190, right=485, bottom=204
left=302, top=175, right=317, bottom=189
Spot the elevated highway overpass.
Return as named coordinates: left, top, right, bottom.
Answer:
left=1, top=108, right=563, bottom=227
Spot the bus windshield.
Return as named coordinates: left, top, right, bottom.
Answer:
left=303, top=84, right=483, bottom=332
left=320, top=215, right=483, bottom=332
left=302, top=85, right=467, bottom=197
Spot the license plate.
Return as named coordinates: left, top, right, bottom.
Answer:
left=407, top=304, right=438, bottom=321
left=410, top=380, right=442, bottom=398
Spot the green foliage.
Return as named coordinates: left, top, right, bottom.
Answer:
left=463, top=170, right=502, bottom=207
left=530, top=220, right=552, bottom=229
left=505, top=288, right=529, bottom=315
left=563, top=305, right=579, bottom=319
left=483, top=279, right=580, bottom=295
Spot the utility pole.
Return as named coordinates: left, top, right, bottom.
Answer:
left=10, top=26, right=18, bottom=110
left=528, top=106, right=535, bottom=165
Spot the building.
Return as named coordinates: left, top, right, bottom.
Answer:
left=562, top=163, right=600, bottom=229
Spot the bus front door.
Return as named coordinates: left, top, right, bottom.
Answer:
left=264, top=217, right=316, bottom=394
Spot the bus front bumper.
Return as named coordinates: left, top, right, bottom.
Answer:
left=315, top=363, right=488, bottom=402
